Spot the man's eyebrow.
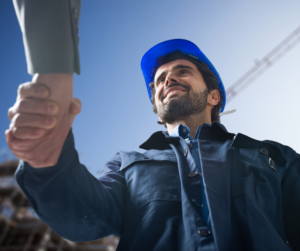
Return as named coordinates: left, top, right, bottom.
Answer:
left=155, top=65, right=195, bottom=84
left=172, top=65, right=194, bottom=71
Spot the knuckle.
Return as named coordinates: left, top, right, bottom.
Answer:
left=17, top=83, right=28, bottom=97
left=8, top=107, right=14, bottom=120
left=11, top=126, right=18, bottom=135
left=12, top=113, right=22, bottom=126
left=17, top=99, right=26, bottom=111
left=17, top=83, right=24, bottom=93
left=17, top=82, right=39, bottom=99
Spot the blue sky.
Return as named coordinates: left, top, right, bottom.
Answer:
left=1, top=1, right=300, bottom=174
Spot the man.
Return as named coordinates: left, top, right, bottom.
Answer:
left=6, top=2, right=300, bottom=251
left=7, top=38, right=300, bottom=251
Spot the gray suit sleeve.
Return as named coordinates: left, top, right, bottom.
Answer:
left=13, top=0, right=81, bottom=75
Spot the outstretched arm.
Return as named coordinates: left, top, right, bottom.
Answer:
left=8, top=0, right=82, bottom=167
left=7, top=1, right=126, bottom=241
left=8, top=82, right=124, bottom=240
left=15, top=131, right=126, bottom=241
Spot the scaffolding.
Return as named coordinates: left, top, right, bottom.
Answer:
left=0, top=161, right=119, bottom=251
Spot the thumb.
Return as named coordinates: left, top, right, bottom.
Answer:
left=70, top=98, right=82, bottom=115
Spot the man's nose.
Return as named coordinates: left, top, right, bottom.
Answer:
left=164, top=73, right=178, bottom=86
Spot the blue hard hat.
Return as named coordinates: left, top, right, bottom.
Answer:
left=141, top=39, right=226, bottom=112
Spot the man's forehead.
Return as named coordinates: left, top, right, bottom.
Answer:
left=154, top=59, right=197, bottom=79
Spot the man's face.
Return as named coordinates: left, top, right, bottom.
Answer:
left=153, top=59, right=209, bottom=124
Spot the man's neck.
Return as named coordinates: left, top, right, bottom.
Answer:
left=166, top=112, right=212, bottom=139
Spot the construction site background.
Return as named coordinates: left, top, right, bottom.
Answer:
left=0, top=160, right=120, bottom=251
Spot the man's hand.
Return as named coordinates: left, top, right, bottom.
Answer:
left=5, top=74, right=81, bottom=168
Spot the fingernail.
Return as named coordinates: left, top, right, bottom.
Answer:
left=48, top=104, right=57, bottom=114
left=46, top=117, right=54, bottom=125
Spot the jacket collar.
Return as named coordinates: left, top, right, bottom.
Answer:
left=139, top=122, right=287, bottom=166
left=232, top=133, right=287, bottom=166
left=139, top=122, right=235, bottom=150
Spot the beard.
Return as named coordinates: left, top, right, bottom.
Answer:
left=155, top=84, right=209, bottom=124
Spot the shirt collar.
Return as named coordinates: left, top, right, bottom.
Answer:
left=169, top=124, right=211, bottom=141
left=139, top=122, right=235, bottom=150
left=169, top=124, right=190, bottom=138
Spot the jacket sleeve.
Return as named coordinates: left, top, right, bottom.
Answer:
left=15, top=130, right=126, bottom=242
left=281, top=153, right=300, bottom=250
left=13, top=0, right=81, bottom=75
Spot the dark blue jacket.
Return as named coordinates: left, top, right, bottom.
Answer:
left=15, top=123, right=300, bottom=251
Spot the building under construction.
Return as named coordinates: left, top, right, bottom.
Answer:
left=0, top=160, right=119, bottom=251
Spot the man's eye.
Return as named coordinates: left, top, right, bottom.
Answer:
left=180, top=69, right=188, bottom=74
left=157, top=78, right=165, bottom=84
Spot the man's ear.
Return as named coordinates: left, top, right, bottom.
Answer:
left=207, top=89, right=220, bottom=106
left=157, top=116, right=164, bottom=125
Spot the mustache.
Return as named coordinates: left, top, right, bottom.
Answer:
left=160, top=83, right=191, bottom=101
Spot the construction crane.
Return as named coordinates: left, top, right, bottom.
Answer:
left=226, top=25, right=300, bottom=103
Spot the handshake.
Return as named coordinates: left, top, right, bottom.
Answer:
left=5, top=74, right=82, bottom=168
